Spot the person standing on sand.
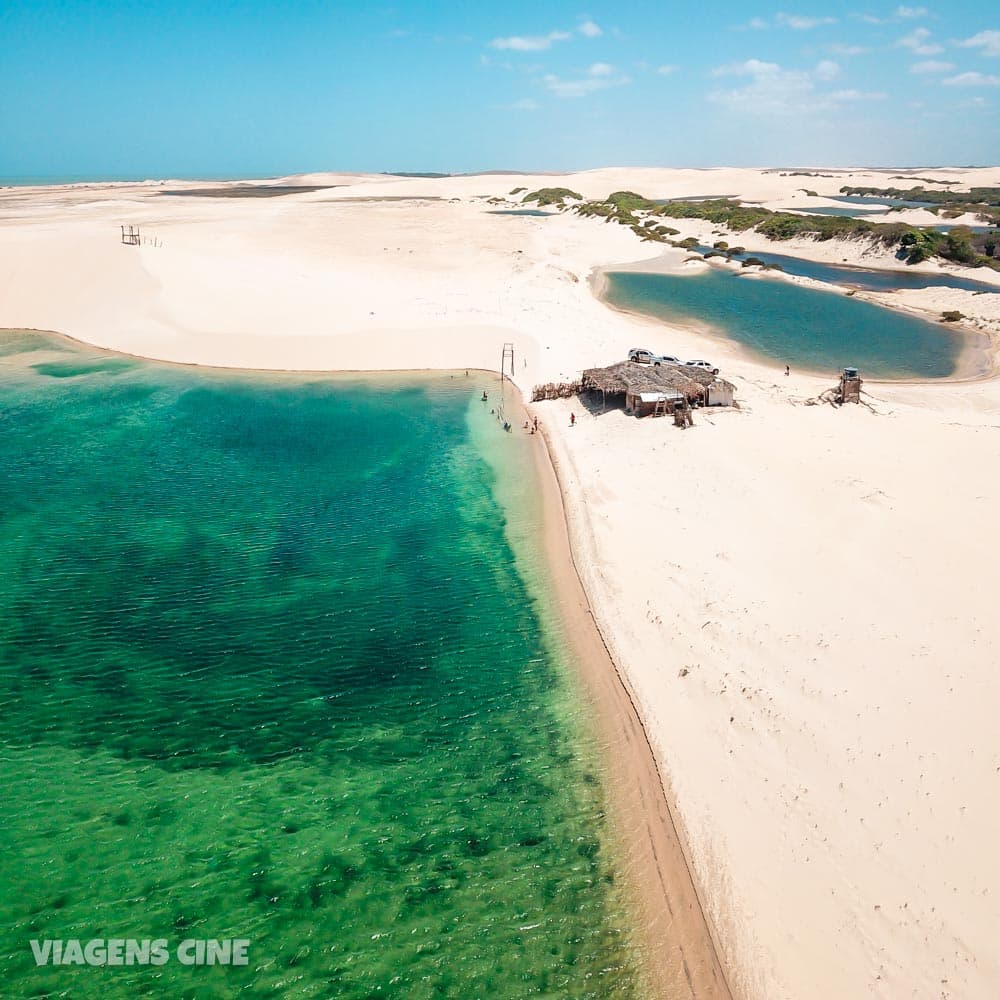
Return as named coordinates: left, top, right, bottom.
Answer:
left=570, top=413, right=576, bottom=426
left=785, top=365, right=790, bottom=376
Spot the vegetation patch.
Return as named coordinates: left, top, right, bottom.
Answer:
left=560, top=188, right=1000, bottom=272
left=522, top=187, right=583, bottom=207
left=890, top=176, right=960, bottom=185
left=838, top=185, right=1000, bottom=228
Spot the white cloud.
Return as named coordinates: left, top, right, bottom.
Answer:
left=828, top=43, right=869, bottom=56
left=897, top=27, right=943, bottom=55
left=958, top=30, right=1000, bottom=58
left=490, top=30, right=570, bottom=52
left=480, top=54, right=514, bottom=70
left=502, top=98, right=540, bottom=111
left=737, top=13, right=837, bottom=31
left=776, top=12, right=837, bottom=30
left=708, top=58, right=885, bottom=114
left=543, top=71, right=629, bottom=98
left=853, top=7, right=926, bottom=24
left=735, top=16, right=770, bottom=30
left=709, top=71, right=814, bottom=114
left=828, top=89, right=887, bottom=101
left=657, top=64, right=679, bottom=75
left=911, top=59, right=955, bottom=73
left=943, top=71, right=1000, bottom=86
left=588, top=62, right=614, bottom=76
left=579, top=19, right=603, bottom=38
left=711, top=58, right=782, bottom=77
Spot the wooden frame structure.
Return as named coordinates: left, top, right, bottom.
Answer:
left=839, top=367, right=862, bottom=404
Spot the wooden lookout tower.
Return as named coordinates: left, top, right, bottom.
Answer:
left=120, top=224, right=140, bottom=246
left=838, top=366, right=862, bottom=404
left=500, top=342, right=515, bottom=383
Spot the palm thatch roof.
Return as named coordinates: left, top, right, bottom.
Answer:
left=581, top=361, right=733, bottom=401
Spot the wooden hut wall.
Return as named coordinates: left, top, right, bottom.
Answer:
left=706, top=382, right=734, bottom=407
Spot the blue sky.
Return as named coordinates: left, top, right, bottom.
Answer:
left=1, top=1, right=997, bottom=178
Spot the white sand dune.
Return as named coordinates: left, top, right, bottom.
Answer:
left=2, top=167, right=999, bottom=999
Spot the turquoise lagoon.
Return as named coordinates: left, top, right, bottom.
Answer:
left=0, top=332, right=639, bottom=998
left=602, top=268, right=978, bottom=378
left=488, top=209, right=557, bottom=218
left=692, top=246, right=998, bottom=294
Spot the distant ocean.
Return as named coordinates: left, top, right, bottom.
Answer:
left=0, top=174, right=269, bottom=186
left=0, top=331, right=639, bottom=997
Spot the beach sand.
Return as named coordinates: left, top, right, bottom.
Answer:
left=2, top=167, right=1000, bottom=999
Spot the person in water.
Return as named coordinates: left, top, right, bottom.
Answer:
left=482, top=390, right=488, bottom=401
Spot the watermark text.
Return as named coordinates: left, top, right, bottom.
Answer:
left=30, top=938, right=250, bottom=967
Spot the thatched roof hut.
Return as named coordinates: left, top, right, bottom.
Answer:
left=580, top=361, right=735, bottom=412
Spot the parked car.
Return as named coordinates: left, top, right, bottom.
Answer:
left=629, top=348, right=681, bottom=367
left=685, top=359, right=720, bottom=375
left=628, top=348, right=658, bottom=365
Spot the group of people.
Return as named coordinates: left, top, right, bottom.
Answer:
left=483, top=388, right=544, bottom=435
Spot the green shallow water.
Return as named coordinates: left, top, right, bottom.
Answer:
left=0, top=332, right=639, bottom=998
left=604, top=268, right=972, bottom=378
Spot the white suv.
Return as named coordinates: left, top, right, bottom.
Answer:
left=685, top=359, right=720, bottom=375
left=628, top=348, right=658, bottom=365
left=629, top=348, right=681, bottom=367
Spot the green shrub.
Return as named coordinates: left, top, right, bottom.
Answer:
left=606, top=190, right=659, bottom=213
left=523, top=187, right=583, bottom=206
left=570, top=188, right=993, bottom=271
